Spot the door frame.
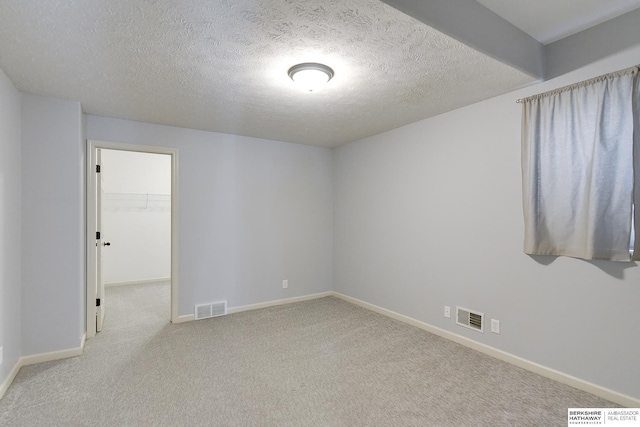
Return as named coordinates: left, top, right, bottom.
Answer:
left=86, top=139, right=179, bottom=339
left=96, top=148, right=104, bottom=332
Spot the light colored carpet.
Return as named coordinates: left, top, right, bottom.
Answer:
left=0, top=282, right=617, bottom=426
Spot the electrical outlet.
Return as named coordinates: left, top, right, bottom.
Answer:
left=444, top=305, right=451, bottom=318
left=282, top=280, right=288, bottom=289
left=491, top=319, right=500, bottom=334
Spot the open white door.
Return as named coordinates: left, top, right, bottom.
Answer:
left=87, top=139, right=180, bottom=340
left=96, top=149, right=106, bottom=332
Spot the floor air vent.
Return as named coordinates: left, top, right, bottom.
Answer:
left=456, top=306, right=484, bottom=333
left=195, top=301, right=227, bottom=320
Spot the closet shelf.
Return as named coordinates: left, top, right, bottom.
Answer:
left=104, top=192, right=170, bottom=201
left=103, top=193, right=171, bottom=211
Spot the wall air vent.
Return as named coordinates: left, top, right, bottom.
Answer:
left=195, top=301, right=227, bottom=320
left=456, top=306, right=484, bottom=333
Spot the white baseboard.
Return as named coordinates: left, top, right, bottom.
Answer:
left=0, top=359, right=22, bottom=400
left=106, top=277, right=171, bottom=288
left=175, top=314, right=195, bottom=323
left=227, top=292, right=334, bottom=315
left=333, top=292, right=640, bottom=408
left=0, top=334, right=86, bottom=400
left=174, top=292, right=335, bottom=323
left=21, top=336, right=86, bottom=367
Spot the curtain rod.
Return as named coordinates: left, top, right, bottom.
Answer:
left=516, top=64, right=640, bottom=104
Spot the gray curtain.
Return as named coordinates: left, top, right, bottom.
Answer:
left=521, top=66, right=639, bottom=262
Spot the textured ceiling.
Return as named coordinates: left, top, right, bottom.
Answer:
left=477, top=0, right=640, bottom=44
left=0, top=0, right=538, bottom=147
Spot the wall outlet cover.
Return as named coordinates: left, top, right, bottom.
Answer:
left=491, top=319, right=500, bottom=334
left=444, top=305, right=451, bottom=318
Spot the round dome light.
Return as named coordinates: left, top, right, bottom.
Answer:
left=288, top=63, right=334, bottom=93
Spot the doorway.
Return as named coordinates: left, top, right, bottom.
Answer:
left=86, top=140, right=179, bottom=339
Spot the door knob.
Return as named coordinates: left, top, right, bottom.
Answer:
left=103, top=242, right=111, bottom=246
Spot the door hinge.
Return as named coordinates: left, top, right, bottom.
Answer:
left=96, top=165, right=101, bottom=173
left=96, top=231, right=101, bottom=240
left=96, top=298, right=101, bottom=307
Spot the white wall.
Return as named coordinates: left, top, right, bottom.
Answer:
left=101, top=149, right=171, bottom=284
left=21, top=95, right=85, bottom=355
left=333, top=45, right=640, bottom=400
left=0, top=68, right=22, bottom=386
left=87, top=118, right=334, bottom=314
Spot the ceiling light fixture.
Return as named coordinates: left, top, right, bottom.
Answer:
left=288, top=63, right=334, bottom=93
